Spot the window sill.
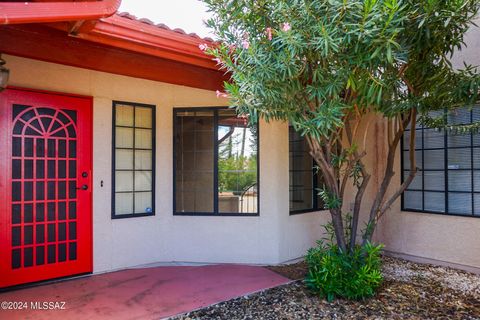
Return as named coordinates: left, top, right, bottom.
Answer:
left=401, top=208, right=480, bottom=219
left=173, top=212, right=259, bottom=217
left=112, top=212, right=155, bottom=219
left=289, top=209, right=327, bottom=215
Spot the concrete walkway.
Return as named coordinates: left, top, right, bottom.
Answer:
left=0, top=264, right=289, bottom=320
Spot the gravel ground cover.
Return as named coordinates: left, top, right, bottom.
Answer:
left=174, top=256, right=480, bottom=319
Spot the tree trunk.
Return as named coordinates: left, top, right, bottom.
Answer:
left=344, top=117, right=370, bottom=251
left=349, top=174, right=370, bottom=251
left=330, top=208, right=348, bottom=251
left=363, top=111, right=416, bottom=245
left=305, top=111, right=417, bottom=251
left=307, top=135, right=348, bottom=252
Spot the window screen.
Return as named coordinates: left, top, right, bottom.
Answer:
left=402, top=107, right=480, bottom=217
left=174, top=107, right=258, bottom=216
left=289, top=126, right=324, bottom=214
left=112, top=101, right=155, bottom=218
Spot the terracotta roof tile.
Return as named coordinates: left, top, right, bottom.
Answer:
left=116, top=11, right=214, bottom=43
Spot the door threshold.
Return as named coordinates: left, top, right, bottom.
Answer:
left=0, top=272, right=92, bottom=293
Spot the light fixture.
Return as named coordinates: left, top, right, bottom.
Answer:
left=0, top=54, right=10, bottom=92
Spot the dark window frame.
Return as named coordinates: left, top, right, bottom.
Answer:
left=289, top=126, right=325, bottom=215
left=111, top=100, right=156, bottom=219
left=173, top=106, right=260, bottom=217
left=401, top=107, right=480, bottom=218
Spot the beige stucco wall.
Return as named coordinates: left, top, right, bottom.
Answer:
left=375, top=124, right=480, bottom=270
left=5, top=16, right=480, bottom=274
left=4, top=54, right=328, bottom=273
left=274, top=121, right=330, bottom=263
left=375, top=19, right=480, bottom=271
left=324, top=98, right=480, bottom=272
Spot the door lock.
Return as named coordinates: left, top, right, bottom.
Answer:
left=76, top=184, right=88, bottom=191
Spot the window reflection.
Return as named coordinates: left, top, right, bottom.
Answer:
left=217, top=109, right=258, bottom=214
left=174, top=108, right=258, bottom=215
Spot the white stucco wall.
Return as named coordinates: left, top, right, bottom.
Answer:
left=4, top=54, right=327, bottom=273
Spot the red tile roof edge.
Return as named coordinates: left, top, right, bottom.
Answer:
left=0, top=0, right=121, bottom=25
left=116, top=11, right=215, bottom=43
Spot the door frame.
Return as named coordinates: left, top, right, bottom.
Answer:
left=0, top=86, right=93, bottom=289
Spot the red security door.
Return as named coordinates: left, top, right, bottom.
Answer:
left=0, top=88, right=93, bottom=288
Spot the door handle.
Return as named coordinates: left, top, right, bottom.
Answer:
left=76, top=184, right=88, bottom=191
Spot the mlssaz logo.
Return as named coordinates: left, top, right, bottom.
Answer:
left=30, top=301, right=66, bottom=310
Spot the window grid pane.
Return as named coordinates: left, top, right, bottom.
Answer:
left=174, top=108, right=259, bottom=215
left=112, top=102, right=155, bottom=218
left=217, top=109, right=258, bottom=214
left=402, top=107, right=478, bottom=217
left=289, top=126, right=324, bottom=214
left=175, top=110, right=215, bottom=213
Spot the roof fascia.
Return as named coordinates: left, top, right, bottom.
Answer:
left=52, top=15, right=219, bottom=70
left=0, top=24, right=227, bottom=91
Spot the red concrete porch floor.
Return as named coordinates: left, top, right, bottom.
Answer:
left=0, top=264, right=290, bottom=320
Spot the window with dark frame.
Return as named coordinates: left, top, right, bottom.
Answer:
left=174, top=107, right=258, bottom=216
left=402, top=106, right=480, bottom=217
left=289, top=126, right=325, bottom=214
left=112, top=101, right=155, bottom=219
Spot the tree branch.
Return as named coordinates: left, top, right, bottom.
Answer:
left=377, top=108, right=418, bottom=220
left=387, top=117, right=393, bottom=146
left=306, top=134, right=347, bottom=252
left=363, top=111, right=412, bottom=244
left=350, top=173, right=370, bottom=251
left=344, top=115, right=370, bottom=250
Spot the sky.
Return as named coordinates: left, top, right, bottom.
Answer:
left=119, top=0, right=214, bottom=38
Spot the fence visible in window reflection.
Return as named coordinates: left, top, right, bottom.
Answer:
left=217, top=110, right=257, bottom=214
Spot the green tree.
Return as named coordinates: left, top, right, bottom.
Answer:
left=202, top=0, right=480, bottom=253
left=218, top=155, right=257, bottom=193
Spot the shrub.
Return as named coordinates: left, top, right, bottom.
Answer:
left=305, top=240, right=383, bottom=302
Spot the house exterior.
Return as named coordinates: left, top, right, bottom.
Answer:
left=0, top=0, right=479, bottom=289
